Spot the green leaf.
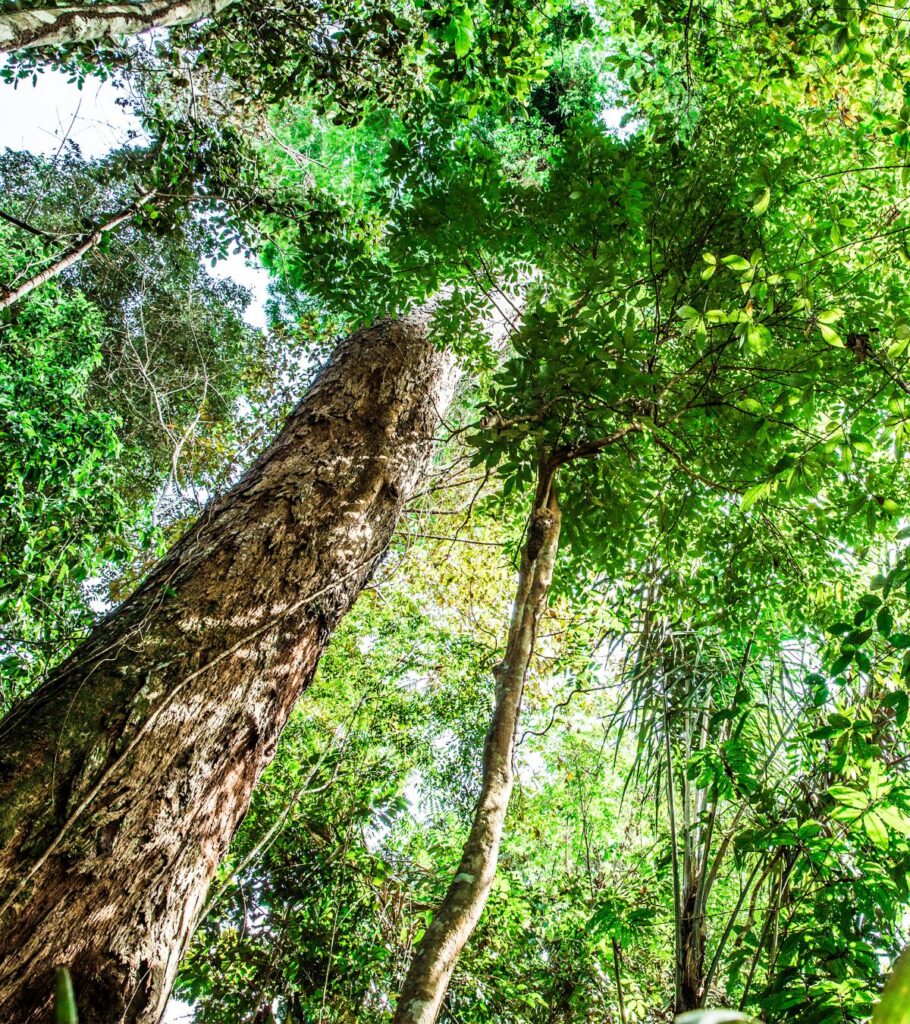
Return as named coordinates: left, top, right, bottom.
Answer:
left=878, top=608, right=894, bottom=637
left=446, top=8, right=475, bottom=57
left=829, top=784, right=867, bottom=810
left=831, top=651, right=854, bottom=675
left=818, top=322, right=844, bottom=347
left=454, top=26, right=472, bottom=57
left=831, top=25, right=850, bottom=57
left=817, top=308, right=844, bottom=324
left=883, top=691, right=909, bottom=726
left=879, top=804, right=910, bottom=836
left=745, top=322, right=772, bottom=354
left=865, top=810, right=889, bottom=849
left=55, top=968, right=78, bottom=1024
left=722, top=255, right=751, bottom=272
left=809, top=725, right=841, bottom=739
left=797, top=819, right=824, bottom=839
left=740, top=482, right=768, bottom=511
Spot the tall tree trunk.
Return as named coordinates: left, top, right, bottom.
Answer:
left=0, top=312, right=457, bottom=1024
left=0, top=0, right=233, bottom=52
left=0, top=193, right=154, bottom=313
left=392, top=459, right=561, bottom=1024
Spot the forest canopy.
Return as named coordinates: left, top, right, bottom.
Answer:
left=3, top=1, right=910, bottom=1023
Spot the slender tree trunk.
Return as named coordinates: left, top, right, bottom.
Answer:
left=0, top=0, right=233, bottom=52
left=676, top=875, right=706, bottom=1012
left=0, top=193, right=155, bottom=312
left=674, top=716, right=705, bottom=1012
left=611, top=938, right=628, bottom=1024
left=0, top=312, right=457, bottom=1023
left=392, top=459, right=561, bottom=1024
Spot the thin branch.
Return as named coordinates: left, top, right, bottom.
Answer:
left=0, top=207, right=55, bottom=239
left=0, top=192, right=155, bottom=312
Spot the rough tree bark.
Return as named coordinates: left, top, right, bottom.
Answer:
left=392, top=459, right=562, bottom=1024
left=0, top=311, right=457, bottom=1023
left=0, top=0, right=233, bottom=52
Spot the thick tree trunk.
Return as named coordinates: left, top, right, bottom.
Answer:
left=0, top=0, right=233, bottom=52
left=0, top=193, right=154, bottom=312
left=0, top=312, right=457, bottom=1023
left=392, top=460, right=561, bottom=1024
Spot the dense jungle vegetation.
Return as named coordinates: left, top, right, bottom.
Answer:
left=3, top=0, right=910, bottom=1021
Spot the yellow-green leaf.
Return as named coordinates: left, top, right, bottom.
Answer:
left=819, top=323, right=844, bottom=347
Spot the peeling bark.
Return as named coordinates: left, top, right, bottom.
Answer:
left=392, top=460, right=561, bottom=1024
left=0, top=0, right=234, bottom=52
left=0, top=312, right=457, bottom=1023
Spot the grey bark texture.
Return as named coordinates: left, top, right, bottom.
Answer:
left=0, top=0, right=233, bottom=51
left=0, top=312, right=457, bottom=1023
left=392, top=461, right=561, bottom=1024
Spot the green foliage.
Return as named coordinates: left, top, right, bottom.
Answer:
left=0, top=148, right=318, bottom=707
left=2, top=0, right=561, bottom=122
left=0, top=226, right=129, bottom=707
left=177, top=513, right=910, bottom=1020
left=9, top=1, right=910, bottom=1021
left=177, top=582, right=497, bottom=1022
